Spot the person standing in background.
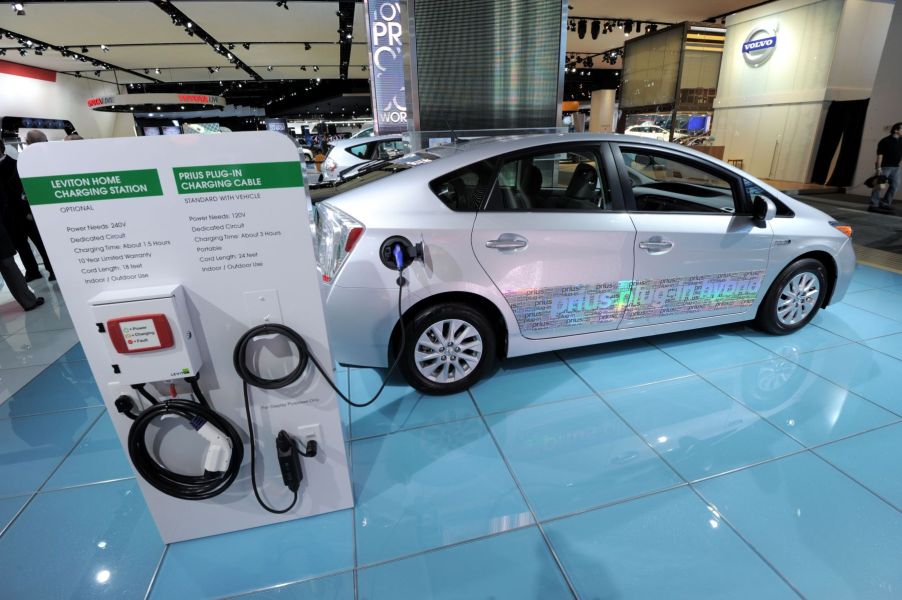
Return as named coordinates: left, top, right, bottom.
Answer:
left=869, top=122, right=902, bottom=214
left=0, top=145, right=43, bottom=311
left=0, top=142, right=52, bottom=281
left=12, top=131, right=55, bottom=280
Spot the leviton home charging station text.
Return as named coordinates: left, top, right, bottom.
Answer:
left=22, top=162, right=304, bottom=285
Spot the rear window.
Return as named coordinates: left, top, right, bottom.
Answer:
left=308, top=151, right=438, bottom=203
left=346, top=143, right=371, bottom=158
left=429, top=161, right=495, bottom=212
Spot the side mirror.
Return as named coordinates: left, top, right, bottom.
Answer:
left=752, top=195, right=776, bottom=222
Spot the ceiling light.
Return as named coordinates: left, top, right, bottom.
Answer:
left=186, top=21, right=192, bottom=28
left=18, top=48, right=26, bottom=56
left=0, top=49, right=5, bottom=56
left=276, top=0, right=288, bottom=9
left=34, top=48, right=42, bottom=55
left=154, top=68, right=160, bottom=74
left=304, top=42, right=311, bottom=51
left=81, top=46, right=89, bottom=53
left=299, top=65, right=307, bottom=71
left=577, top=19, right=587, bottom=39
left=266, top=65, right=273, bottom=71
left=242, top=42, right=250, bottom=50
left=625, top=20, right=633, bottom=34
left=157, top=106, right=161, bottom=110
left=228, top=43, right=235, bottom=50
left=361, top=65, right=367, bottom=71
left=93, top=70, right=100, bottom=76
left=591, top=20, right=600, bottom=39
left=312, top=65, right=319, bottom=72
left=11, top=3, right=24, bottom=16
left=101, top=44, right=110, bottom=53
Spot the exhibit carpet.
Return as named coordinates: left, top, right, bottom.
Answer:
left=0, top=264, right=901, bottom=599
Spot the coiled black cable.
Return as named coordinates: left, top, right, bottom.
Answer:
left=126, top=397, right=244, bottom=501
left=232, top=278, right=405, bottom=513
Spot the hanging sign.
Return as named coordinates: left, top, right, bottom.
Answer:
left=365, top=0, right=408, bottom=134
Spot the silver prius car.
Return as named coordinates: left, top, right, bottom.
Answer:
left=313, top=134, right=855, bottom=394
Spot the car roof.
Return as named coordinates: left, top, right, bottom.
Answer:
left=328, top=133, right=404, bottom=149
left=324, top=133, right=794, bottom=216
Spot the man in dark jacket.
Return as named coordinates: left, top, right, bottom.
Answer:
left=0, top=216, right=43, bottom=311
left=0, top=142, right=54, bottom=280
left=869, top=122, right=902, bottom=213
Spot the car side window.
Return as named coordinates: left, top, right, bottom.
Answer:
left=620, top=148, right=738, bottom=214
left=375, top=140, right=408, bottom=160
left=744, top=179, right=795, bottom=217
left=485, top=149, right=609, bottom=211
left=346, top=143, right=370, bottom=158
left=429, top=161, right=495, bottom=212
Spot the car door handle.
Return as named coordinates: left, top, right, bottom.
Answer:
left=486, top=236, right=528, bottom=250
left=638, top=239, right=674, bottom=252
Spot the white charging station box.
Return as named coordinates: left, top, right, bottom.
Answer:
left=90, top=284, right=202, bottom=385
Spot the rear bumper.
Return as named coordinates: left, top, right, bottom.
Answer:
left=323, top=284, right=397, bottom=368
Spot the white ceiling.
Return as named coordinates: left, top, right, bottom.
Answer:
left=0, top=0, right=767, bottom=83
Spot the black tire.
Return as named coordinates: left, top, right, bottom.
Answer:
left=755, top=258, right=828, bottom=335
left=399, top=303, right=496, bottom=395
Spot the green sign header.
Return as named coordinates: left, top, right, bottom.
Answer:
left=22, top=169, right=163, bottom=204
left=172, top=161, right=304, bottom=194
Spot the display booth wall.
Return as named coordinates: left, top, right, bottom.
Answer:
left=711, top=0, right=892, bottom=182
left=849, top=1, right=902, bottom=195
left=0, top=68, right=135, bottom=140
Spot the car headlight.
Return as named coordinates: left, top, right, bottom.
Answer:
left=314, top=203, right=364, bottom=283
left=325, top=158, right=337, bottom=172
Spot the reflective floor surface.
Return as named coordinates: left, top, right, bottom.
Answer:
left=1, top=264, right=901, bottom=599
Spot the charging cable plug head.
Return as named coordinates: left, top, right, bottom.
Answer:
left=191, top=417, right=232, bottom=473
left=276, top=430, right=303, bottom=492
left=114, top=395, right=139, bottom=420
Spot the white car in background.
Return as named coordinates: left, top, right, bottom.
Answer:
left=321, top=134, right=409, bottom=182
left=625, top=125, right=686, bottom=142
left=314, top=134, right=855, bottom=394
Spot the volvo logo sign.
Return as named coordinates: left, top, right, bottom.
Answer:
left=742, top=25, right=778, bottom=67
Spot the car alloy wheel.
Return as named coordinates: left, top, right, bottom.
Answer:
left=776, top=271, right=821, bottom=326
left=400, top=302, right=497, bottom=394
left=414, top=318, right=483, bottom=383
left=755, top=257, right=827, bottom=335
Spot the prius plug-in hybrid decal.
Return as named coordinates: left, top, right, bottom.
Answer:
left=504, top=270, right=765, bottom=334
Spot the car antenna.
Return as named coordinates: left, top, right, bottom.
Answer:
left=444, top=120, right=461, bottom=144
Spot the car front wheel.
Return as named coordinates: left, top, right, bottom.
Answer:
left=399, top=303, right=496, bottom=395
left=755, top=258, right=827, bottom=334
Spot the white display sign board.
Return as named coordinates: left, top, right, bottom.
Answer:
left=19, top=132, right=353, bottom=543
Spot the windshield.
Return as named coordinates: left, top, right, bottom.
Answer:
left=308, top=151, right=439, bottom=202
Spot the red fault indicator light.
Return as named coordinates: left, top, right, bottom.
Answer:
left=107, top=314, right=175, bottom=354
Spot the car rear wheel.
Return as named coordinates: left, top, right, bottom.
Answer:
left=400, top=303, right=496, bottom=395
left=755, top=258, right=827, bottom=335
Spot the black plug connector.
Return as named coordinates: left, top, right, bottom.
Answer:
left=276, top=430, right=303, bottom=492
left=114, top=394, right=138, bottom=420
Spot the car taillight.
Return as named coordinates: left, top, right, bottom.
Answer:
left=314, top=203, right=364, bottom=283
left=829, top=221, right=853, bottom=238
